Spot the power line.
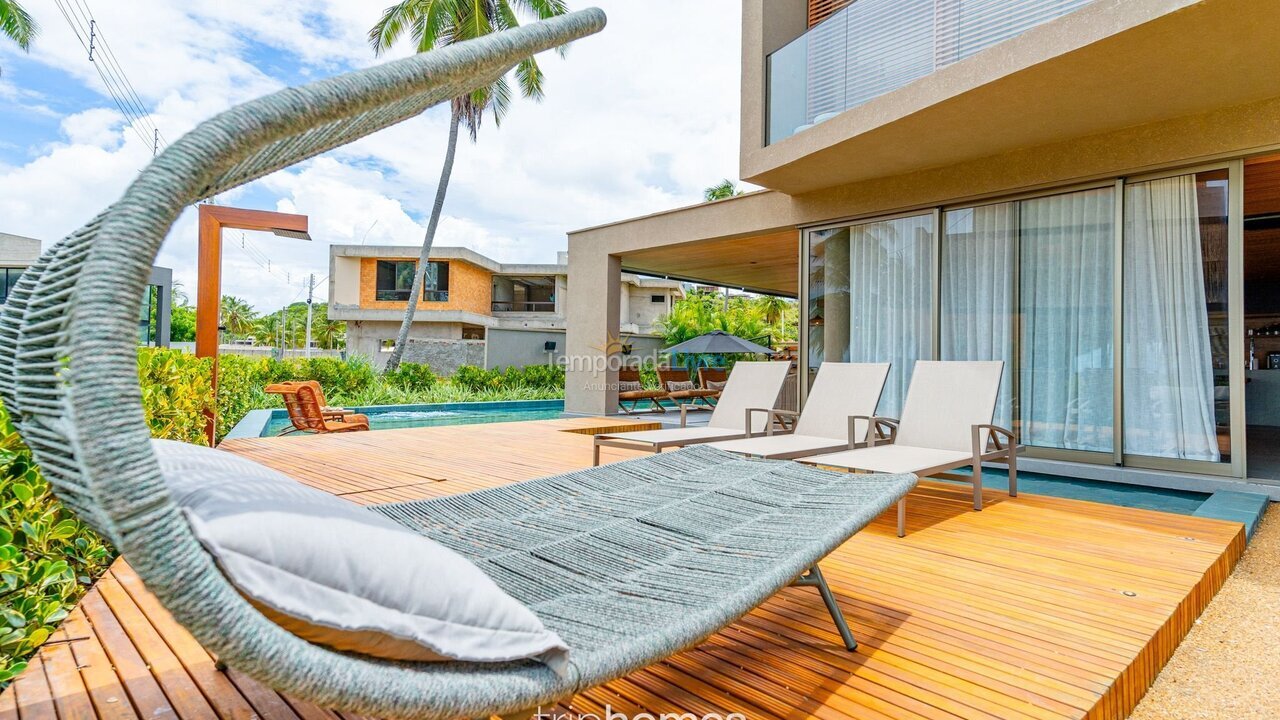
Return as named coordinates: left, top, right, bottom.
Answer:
left=52, top=0, right=167, bottom=155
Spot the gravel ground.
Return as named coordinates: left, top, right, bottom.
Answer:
left=1130, top=505, right=1279, bottom=719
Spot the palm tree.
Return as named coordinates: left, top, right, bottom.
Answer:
left=0, top=0, right=36, bottom=50
left=219, top=296, right=258, bottom=341
left=703, top=179, right=743, bottom=202
left=1, top=0, right=38, bottom=78
left=369, top=0, right=570, bottom=372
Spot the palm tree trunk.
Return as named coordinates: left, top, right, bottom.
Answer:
left=383, top=107, right=462, bottom=373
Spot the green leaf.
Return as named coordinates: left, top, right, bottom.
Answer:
left=11, top=483, right=32, bottom=503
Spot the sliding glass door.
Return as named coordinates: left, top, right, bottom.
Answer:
left=942, top=186, right=1115, bottom=454
left=806, top=213, right=934, bottom=417
left=1123, top=169, right=1234, bottom=467
left=800, top=162, right=1242, bottom=476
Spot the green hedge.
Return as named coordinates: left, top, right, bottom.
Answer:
left=0, top=407, right=114, bottom=686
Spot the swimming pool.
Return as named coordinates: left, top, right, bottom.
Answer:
left=252, top=400, right=566, bottom=437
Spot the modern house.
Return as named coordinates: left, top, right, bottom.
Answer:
left=565, top=0, right=1280, bottom=494
left=328, top=245, right=682, bottom=371
left=1, top=231, right=173, bottom=346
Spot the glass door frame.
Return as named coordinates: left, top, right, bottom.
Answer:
left=798, top=207, right=942, bottom=407
left=1118, top=160, right=1245, bottom=478
left=797, top=162, right=1248, bottom=479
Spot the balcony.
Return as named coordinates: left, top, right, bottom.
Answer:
left=491, top=300, right=556, bottom=313
left=766, top=0, right=1096, bottom=145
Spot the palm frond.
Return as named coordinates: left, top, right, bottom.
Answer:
left=513, top=57, right=545, bottom=101
left=0, top=0, right=39, bottom=51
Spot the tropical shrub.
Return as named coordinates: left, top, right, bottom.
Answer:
left=383, top=363, right=438, bottom=392
left=137, top=347, right=215, bottom=445
left=0, top=406, right=114, bottom=687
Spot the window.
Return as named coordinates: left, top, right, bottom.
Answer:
left=942, top=186, right=1115, bottom=453
left=650, top=294, right=666, bottom=303
left=379, top=339, right=396, bottom=353
left=375, top=260, right=450, bottom=302
left=0, top=267, right=26, bottom=304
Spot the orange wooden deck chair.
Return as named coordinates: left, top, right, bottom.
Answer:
left=264, top=380, right=370, bottom=434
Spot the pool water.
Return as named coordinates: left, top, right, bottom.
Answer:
left=947, top=466, right=1208, bottom=515
left=262, top=400, right=565, bottom=436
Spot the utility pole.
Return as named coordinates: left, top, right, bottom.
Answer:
left=279, top=307, right=286, bottom=359
left=304, top=273, right=315, bottom=360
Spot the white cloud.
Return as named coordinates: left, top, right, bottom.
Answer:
left=0, top=0, right=744, bottom=313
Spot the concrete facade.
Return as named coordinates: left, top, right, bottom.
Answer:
left=329, top=245, right=682, bottom=371
left=563, top=0, right=1280, bottom=492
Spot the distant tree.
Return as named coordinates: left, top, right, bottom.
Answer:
left=219, top=296, right=258, bottom=340
left=169, top=305, right=196, bottom=343
left=369, top=0, right=571, bottom=373
left=703, top=179, right=743, bottom=202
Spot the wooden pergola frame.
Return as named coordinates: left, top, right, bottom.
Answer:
left=197, top=204, right=310, bottom=444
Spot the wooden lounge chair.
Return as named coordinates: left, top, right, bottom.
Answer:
left=0, top=15, right=918, bottom=720
left=800, top=361, right=1023, bottom=537
left=657, top=367, right=719, bottom=409
left=708, top=362, right=892, bottom=460
left=616, top=367, right=667, bottom=414
left=696, top=367, right=727, bottom=399
left=265, top=380, right=371, bottom=434
left=593, top=361, right=791, bottom=465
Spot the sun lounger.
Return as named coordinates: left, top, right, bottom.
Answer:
left=594, top=361, right=791, bottom=465
left=657, top=367, right=719, bottom=409
left=265, top=380, right=371, bottom=434
left=707, top=362, right=891, bottom=459
left=800, top=361, right=1022, bottom=537
left=615, top=367, right=667, bottom=414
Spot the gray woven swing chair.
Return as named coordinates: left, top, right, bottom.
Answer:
left=0, top=8, right=916, bottom=720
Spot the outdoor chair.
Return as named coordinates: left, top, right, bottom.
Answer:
left=696, top=366, right=728, bottom=399
left=800, top=361, right=1023, bottom=537
left=0, top=12, right=917, bottom=720
left=615, top=367, right=667, bottom=414
left=593, top=361, right=791, bottom=465
left=265, top=380, right=370, bottom=434
left=708, top=362, right=891, bottom=460
left=657, top=367, right=719, bottom=409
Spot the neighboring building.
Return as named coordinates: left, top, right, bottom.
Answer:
left=566, top=0, right=1280, bottom=493
left=0, top=232, right=174, bottom=346
left=328, top=246, right=682, bottom=371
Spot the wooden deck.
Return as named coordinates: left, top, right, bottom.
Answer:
left=1, top=417, right=1246, bottom=720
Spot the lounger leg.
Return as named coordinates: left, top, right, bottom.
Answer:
left=793, top=565, right=857, bottom=652
left=972, top=460, right=984, bottom=511
left=1007, top=449, right=1018, bottom=498
left=897, top=498, right=906, bottom=538
left=592, top=440, right=601, bottom=467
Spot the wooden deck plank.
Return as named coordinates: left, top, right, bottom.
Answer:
left=1, top=417, right=1245, bottom=720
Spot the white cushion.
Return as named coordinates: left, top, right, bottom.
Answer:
left=803, top=444, right=973, bottom=475
left=707, top=433, right=850, bottom=459
left=792, top=362, right=891, bottom=441
left=152, top=439, right=568, bottom=670
left=665, top=380, right=696, bottom=392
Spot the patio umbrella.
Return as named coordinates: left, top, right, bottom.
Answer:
left=664, top=330, right=775, bottom=356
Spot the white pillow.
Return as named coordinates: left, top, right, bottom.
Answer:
left=151, top=439, right=568, bottom=671
left=666, top=380, right=696, bottom=392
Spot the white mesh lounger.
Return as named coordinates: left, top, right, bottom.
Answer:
left=800, top=361, right=1023, bottom=537
left=707, top=362, right=891, bottom=460
left=592, top=361, right=791, bottom=466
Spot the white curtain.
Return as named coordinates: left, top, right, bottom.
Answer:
left=847, top=214, right=934, bottom=418
left=941, top=203, right=1017, bottom=429
left=1123, top=176, right=1220, bottom=461
left=1020, top=188, right=1115, bottom=452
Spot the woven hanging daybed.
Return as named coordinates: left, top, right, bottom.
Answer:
left=0, top=9, right=915, bottom=720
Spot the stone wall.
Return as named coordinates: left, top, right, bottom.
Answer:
left=400, top=338, right=485, bottom=375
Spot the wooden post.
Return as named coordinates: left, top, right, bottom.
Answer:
left=196, top=205, right=310, bottom=445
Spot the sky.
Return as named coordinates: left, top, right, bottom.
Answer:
left=0, top=1, right=744, bottom=312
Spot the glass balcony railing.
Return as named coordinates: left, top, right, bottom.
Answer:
left=766, top=0, right=1096, bottom=145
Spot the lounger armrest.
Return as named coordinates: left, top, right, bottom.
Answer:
left=972, top=424, right=1018, bottom=456
left=742, top=407, right=778, bottom=437
left=763, top=409, right=799, bottom=437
